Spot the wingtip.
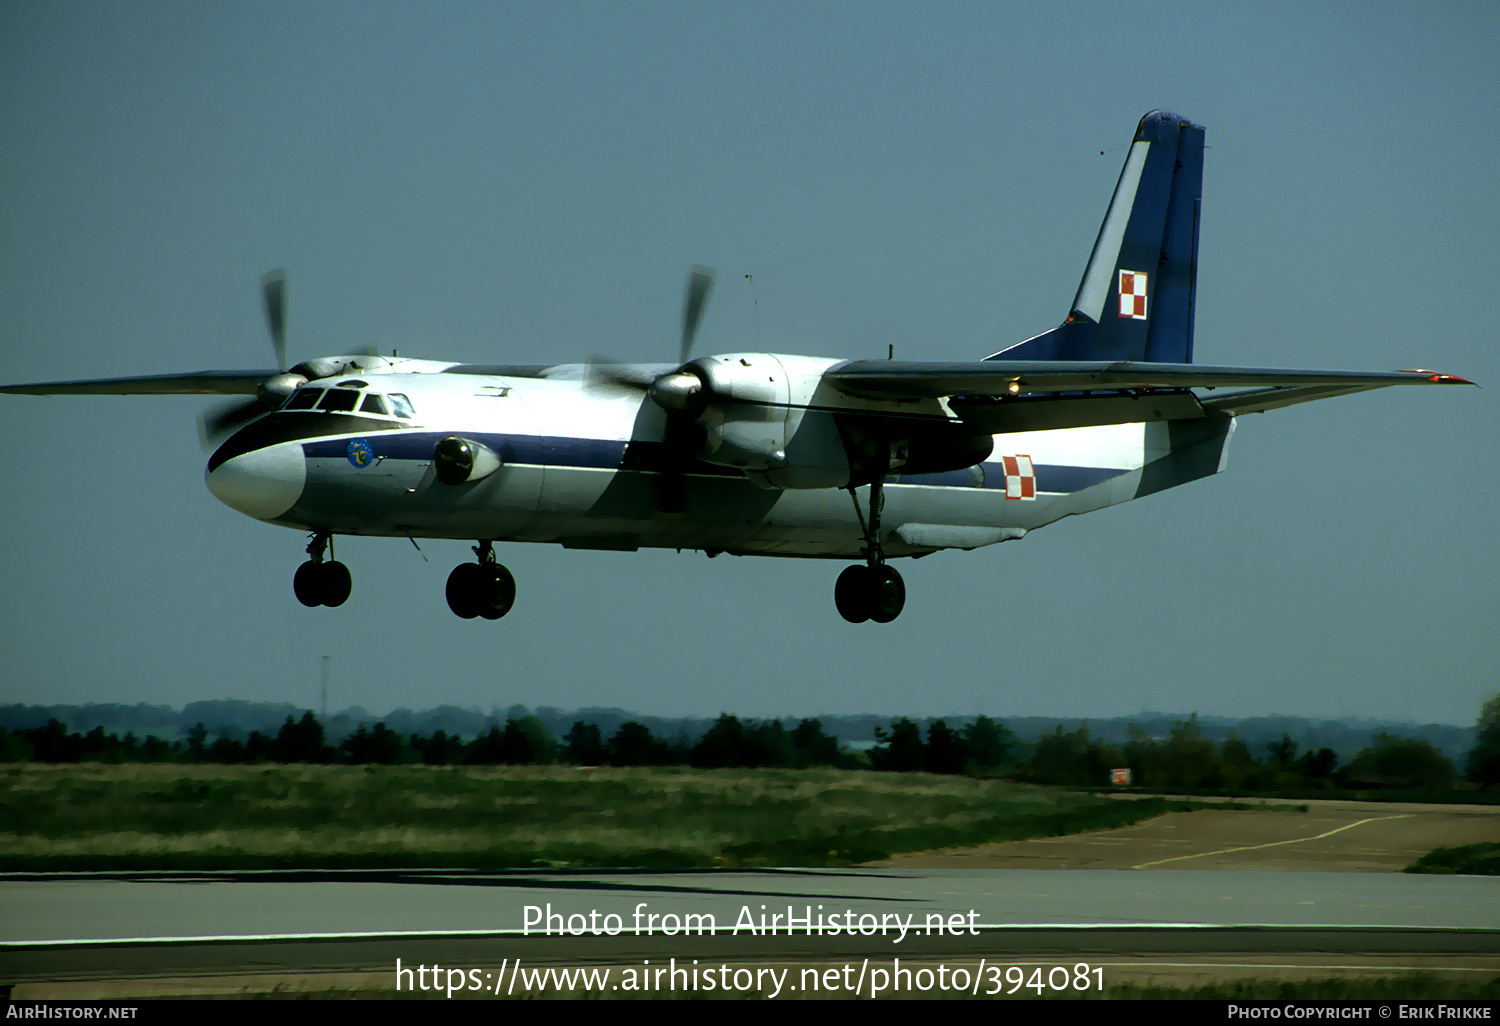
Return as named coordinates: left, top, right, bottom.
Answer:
left=1400, top=369, right=1477, bottom=385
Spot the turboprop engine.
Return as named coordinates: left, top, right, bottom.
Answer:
left=650, top=352, right=993, bottom=490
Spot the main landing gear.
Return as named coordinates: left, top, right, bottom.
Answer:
left=835, top=473, right=906, bottom=624
left=446, top=540, right=516, bottom=620
left=293, top=532, right=352, bottom=608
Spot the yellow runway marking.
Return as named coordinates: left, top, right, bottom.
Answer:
left=1130, top=814, right=1412, bottom=870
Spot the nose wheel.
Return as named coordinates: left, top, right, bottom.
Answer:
left=293, top=532, right=351, bottom=608
left=446, top=541, right=516, bottom=620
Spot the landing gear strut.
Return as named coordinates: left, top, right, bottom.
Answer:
left=293, top=532, right=352, bottom=608
left=835, top=469, right=906, bottom=624
left=446, top=540, right=516, bottom=620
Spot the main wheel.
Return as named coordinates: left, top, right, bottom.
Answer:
left=834, top=564, right=872, bottom=623
left=477, top=563, right=516, bottom=620
left=293, top=561, right=323, bottom=607
left=319, top=561, right=352, bottom=607
left=868, top=564, right=905, bottom=623
left=446, top=563, right=483, bottom=619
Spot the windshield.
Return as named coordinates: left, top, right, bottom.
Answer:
left=280, top=385, right=415, bottom=420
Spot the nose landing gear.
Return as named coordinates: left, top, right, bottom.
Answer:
left=446, top=540, right=516, bottom=620
left=293, top=532, right=352, bottom=608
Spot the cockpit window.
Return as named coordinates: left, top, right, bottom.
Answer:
left=317, top=388, right=360, bottom=413
left=281, top=384, right=412, bottom=420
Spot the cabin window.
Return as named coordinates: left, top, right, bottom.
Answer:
left=388, top=393, right=415, bottom=419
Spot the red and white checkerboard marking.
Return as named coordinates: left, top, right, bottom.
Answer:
left=1002, top=455, right=1035, bottom=500
left=1118, top=269, right=1148, bottom=320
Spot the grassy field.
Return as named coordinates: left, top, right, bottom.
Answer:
left=0, top=762, right=1222, bottom=871
left=1405, top=841, right=1500, bottom=875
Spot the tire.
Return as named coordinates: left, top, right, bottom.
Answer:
left=320, top=561, right=352, bottom=608
left=293, top=561, right=323, bottom=607
left=834, top=564, right=872, bottom=624
left=868, top=564, right=906, bottom=623
left=446, top=563, right=483, bottom=619
left=477, top=563, right=516, bottom=620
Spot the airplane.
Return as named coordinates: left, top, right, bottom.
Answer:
left=1, top=110, right=1473, bottom=625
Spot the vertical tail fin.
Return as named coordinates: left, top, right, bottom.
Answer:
left=990, top=110, right=1204, bottom=364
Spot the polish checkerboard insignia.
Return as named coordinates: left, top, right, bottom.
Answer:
left=1118, top=269, right=1148, bottom=320
left=1002, top=455, right=1035, bottom=500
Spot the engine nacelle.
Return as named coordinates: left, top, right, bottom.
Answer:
left=291, top=354, right=395, bottom=381
left=694, top=353, right=792, bottom=472
left=433, top=436, right=502, bottom=485
left=849, top=424, right=995, bottom=478
left=655, top=352, right=986, bottom=489
left=257, top=372, right=308, bottom=407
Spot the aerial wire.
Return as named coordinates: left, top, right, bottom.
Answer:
left=738, top=143, right=1128, bottom=279
left=745, top=273, right=761, bottom=348
left=488, top=142, right=1128, bottom=349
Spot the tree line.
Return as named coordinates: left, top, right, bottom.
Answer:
left=6, top=703, right=1498, bottom=794
left=3, top=702, right=1478, bottom=766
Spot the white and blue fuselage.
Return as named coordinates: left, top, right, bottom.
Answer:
left=205, top=360, right=1234, bottom=560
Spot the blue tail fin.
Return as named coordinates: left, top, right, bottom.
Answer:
left=990, top=110, right=1204, bottom=364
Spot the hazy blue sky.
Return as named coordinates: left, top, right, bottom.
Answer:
left=2, top=2, right=1494, bottom=727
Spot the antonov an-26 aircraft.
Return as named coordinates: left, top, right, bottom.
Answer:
left=2, top=111, right=1473, bottom=624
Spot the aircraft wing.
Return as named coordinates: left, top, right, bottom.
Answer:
left=437, top=364, right=558, bottom=379
left=0, top=370, right=278, bottom=396
left=1201, top=384, right=1393, bottom=415
left=826, top=360, right=1472, bottom=398
left=826, top=360, right=1473, bottom=433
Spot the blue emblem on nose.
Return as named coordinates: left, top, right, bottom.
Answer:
left=346, top=438, right=376, bottom=468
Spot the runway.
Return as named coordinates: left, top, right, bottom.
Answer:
left=4, top=867, right=1497, bottom=996
left=6, top=799, right=1498, bottom=997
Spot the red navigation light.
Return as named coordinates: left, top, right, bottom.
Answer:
left=1400, top=369, right=1475, bottom=385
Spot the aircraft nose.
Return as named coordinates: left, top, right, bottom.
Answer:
left=205, top=443, right=306, bottom=520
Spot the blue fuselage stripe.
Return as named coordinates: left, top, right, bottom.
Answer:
left=302, top=431, right=1129, bottom=495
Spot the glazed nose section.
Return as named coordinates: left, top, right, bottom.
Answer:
left=206, top=443, right=306, bottom=520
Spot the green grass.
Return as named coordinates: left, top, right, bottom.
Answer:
left=0, top=763, right=1219, bottom=871
left=1404, top=841, right=1500, bottom=876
